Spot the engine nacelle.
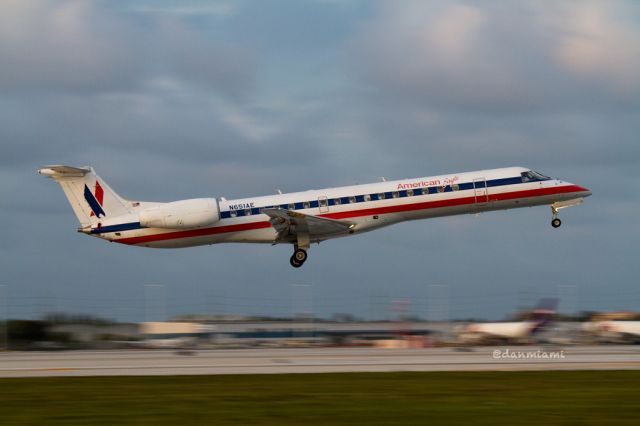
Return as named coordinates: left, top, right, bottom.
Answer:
left=139, top=198, right=220, bottom=229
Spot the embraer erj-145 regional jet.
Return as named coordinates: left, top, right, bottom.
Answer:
left=39, top=165, right=591, bottom=268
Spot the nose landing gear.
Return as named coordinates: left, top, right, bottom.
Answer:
left=551, top=205, right=562, bottom=228
left=549, top=198, right=585, bottom=229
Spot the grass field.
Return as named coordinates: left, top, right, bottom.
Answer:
left=1, top=371, right=639, bottom=425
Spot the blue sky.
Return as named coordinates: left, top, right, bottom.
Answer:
left=1, top=0, right=639, bottom=321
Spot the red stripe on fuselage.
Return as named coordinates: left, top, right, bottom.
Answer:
left=115, top=184, right=587, bottom=246
left=320, top=184, right=587, bottom=220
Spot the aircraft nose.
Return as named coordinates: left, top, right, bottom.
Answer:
left=575, top=185, right=592, bottom=197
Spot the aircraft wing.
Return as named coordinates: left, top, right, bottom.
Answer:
left=261, top=208, right=354, bottom=243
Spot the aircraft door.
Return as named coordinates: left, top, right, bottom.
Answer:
left=473, top=178, right=488, bottom=206
left=318, top=196, right=329, bottom=213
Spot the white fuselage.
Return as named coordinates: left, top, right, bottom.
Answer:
left=89, top=166, right=591, bottom=248
left=583, top=321, right=640, bottom=338
left=459, top=321, right=537, bottom=342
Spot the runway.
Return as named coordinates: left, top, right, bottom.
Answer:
left=1, top=346, right=638, bottom=377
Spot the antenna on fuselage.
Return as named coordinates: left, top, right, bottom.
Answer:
left=277, top=189, right=283, bottom=194
left=381, top=177, right=387, bottom=182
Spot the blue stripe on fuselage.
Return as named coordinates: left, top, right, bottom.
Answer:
left=90, top=222, right=145, bottom=235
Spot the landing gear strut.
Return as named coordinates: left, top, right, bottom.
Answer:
left=290, top=248, right=308, bottom=268
left=551, top=205, right=562, bottom=228
left=549, top=198, right=586, bottom=229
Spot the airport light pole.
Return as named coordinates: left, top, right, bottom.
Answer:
left=427, top=284, right=449, bottom=323
left=291, top=284, right=313, bottom=340
left=427, top=284, right=450, bottom=343
left=291, top=283, right=313, bottom=321
left=558, top=284, right=578, bottom=319
left=144, top=284, right=166, bottom=323
left=207, top=290, right=226, bottom=318
left=368, top=293, right=390, bottom=321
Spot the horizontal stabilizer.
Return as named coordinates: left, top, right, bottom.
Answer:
left=38, top=165, right=91, bottom=179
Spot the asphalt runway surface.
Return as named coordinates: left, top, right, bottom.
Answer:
left=1, top=346, right=638, bottom=377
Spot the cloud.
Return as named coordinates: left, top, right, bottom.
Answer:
left=348, top=0, right=640, bottom=111
left=0, top=0, right=254, bottom=97
left=426, top=4, right=486, bottom=61
left=549, top=1, right=640, bottom=96
left=130, top=1, right=238, bottom=17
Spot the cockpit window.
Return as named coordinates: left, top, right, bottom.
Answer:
left=521, top=170, right=551, bottom=182
left=532, top=170, right=551, bottom=180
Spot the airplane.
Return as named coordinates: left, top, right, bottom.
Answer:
left=455, top=298, right=559, bottom=345
left=38, top=165, right=591, bottom=268
left=582, top=321, right=640, bottom=344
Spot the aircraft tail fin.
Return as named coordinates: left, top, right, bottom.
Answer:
left=530, top=297, right=559, bottom=334
left=38, top=165, right=132, bottom=227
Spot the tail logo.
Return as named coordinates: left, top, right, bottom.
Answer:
left=84, top=181, right=106, bottom=218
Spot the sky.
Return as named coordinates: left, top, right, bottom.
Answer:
left=1, top=0, right=639, bottom=322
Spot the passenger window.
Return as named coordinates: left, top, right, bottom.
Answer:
left=349, top=196, right=356, bottom=204
left=364, top=194, right=371, bottom=202
left=392, top=192, right=399, bottom=198
left=288, top=203, right=295, bottom=210
left=303, top=201, right=310, bottom=209
left=437, top=186, right=444, bottom=193
left=319, top=199, right=327, bottom=207
left=452, top=184, right=459, bottom=191
left=378, top=193, right=385, bottom=200
left=334, top=198, right=341, bottom=205
left=406, top=189, right=413, bottom=197
left=244, top=209, right=251, bottom=216
left=230, top=210, right=237, bottom=217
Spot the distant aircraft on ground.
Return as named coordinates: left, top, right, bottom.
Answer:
left=39, top=165, right=591, bottom=267
left=582, top=321, right=640, bottom=344
left=455, top=298, right=559, bottom=345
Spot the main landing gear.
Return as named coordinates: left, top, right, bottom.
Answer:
left=290, top=229, right=311, bottom=268
left=290, top=248, right=308, bottom=268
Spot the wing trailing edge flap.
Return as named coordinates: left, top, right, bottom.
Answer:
left=261, top=208, right=354, bottom=242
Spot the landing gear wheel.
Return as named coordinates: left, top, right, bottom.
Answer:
left=293, top=248, right=307, bottom=263
left=551, top=218, right=562, bottom=228
left=289, top=248, right=307, bottom=268
left=290, top=255, right=302, bottom=268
